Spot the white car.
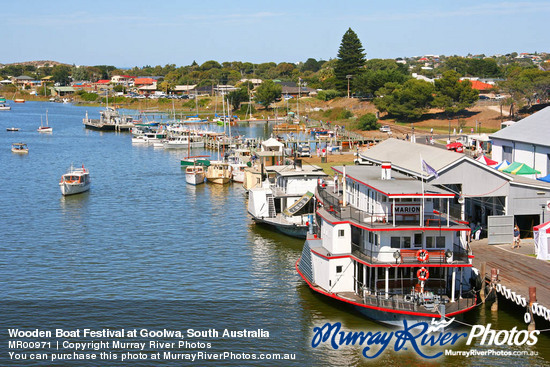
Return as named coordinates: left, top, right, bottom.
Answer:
left=379, top=125, right=391, bottom=133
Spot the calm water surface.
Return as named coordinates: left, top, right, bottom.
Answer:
left=0, top=102, right=549, bottom=366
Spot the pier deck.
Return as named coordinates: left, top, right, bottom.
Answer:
left=471, top=238, right=550, bottom=313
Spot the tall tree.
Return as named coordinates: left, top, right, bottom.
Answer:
left=334, top=28, right=366, bottom=92
left=432, top=70, right=479, bottom=114
left=374, top=79, right=434, bottom=120
left=254, top=80, right=282, bottom=109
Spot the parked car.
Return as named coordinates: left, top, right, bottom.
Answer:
left=298, top=145, right=311, bottom=157
left=379, top=125, right=391, bottom=133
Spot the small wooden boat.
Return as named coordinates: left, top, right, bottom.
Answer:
left=206, top=162, right=232, bottom=185
left=59, top=164, right=91, bottom=196
left=11, top=143, right=28, bottom=154
left=7, top=127, right=20, bottom=131
left=14, top=98, right=25, bottom=103
left=185, top=165, right=205, bottom=185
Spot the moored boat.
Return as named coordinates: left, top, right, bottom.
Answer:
left=206, top=162, right=232, bottom=185
left=0, top=103, right=10, bottom=110
left=247, top=161, right=327, bottom=238
left=163, top=135, right=204, bottom=149
left=297, top=164, right=477, bottom=326
left=11, top=143, right=28, bottom=154
left=181, top=156, right=211, bottom=168
left=83, top=107, right=134, bottom=131
left=185, top=165, right=206, bottom=185
left=7, top=127, right=20, bottom=131
left=14, top=98, right=25, bottom=103
left=59, top=165, right=91, bottom=196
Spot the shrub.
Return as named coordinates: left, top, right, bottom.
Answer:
left=356, top=113, right=379, bottom=131
left=316, top=89, right=341, bottom=101
left=81, top=92, right=99, bottom=102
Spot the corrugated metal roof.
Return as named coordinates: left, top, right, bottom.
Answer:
left=358, top=138, right=462, bottom=174
left=332, top=165, right=453, bottom=197
left=489, top=106, right=550, bottom=147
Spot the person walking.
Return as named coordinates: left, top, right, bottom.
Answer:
left=512, top=225, right=521, bottom=249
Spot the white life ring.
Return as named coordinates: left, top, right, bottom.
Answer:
left=496, top=283, right=502, bottom=293
left=520, top=297, right=527, bottom=308
left=537, top=305, right=546, bottom=318
left=506, top=289, right=512, bottom=300
left=524, top=312, right=531, bottom=324
left=546, top=308, right=550, bottom=321
left=532, top=302, right=539, bottom=315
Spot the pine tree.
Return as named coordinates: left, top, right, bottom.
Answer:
left=334, top=28, right=366, bottom=92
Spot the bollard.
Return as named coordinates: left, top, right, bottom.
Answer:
left=480, top=262, right=486, bottom=302
left=490, top=268, right=499, bottom=311
left=528, top=287, right=537, bottom=332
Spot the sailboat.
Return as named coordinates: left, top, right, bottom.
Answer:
left=37, top=110, right=53, bottom=133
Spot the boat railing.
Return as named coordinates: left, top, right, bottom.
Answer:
left=361, top=290, right=475, bottom=313
left=317, top=184, right=467, bottom=229
left=351, top=242, right=470, bottom=265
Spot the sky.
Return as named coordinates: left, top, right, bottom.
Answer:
left=2, top=0, right=549, bottom=68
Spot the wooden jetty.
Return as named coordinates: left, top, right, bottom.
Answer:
left=471, top=239, right=550, bottom=328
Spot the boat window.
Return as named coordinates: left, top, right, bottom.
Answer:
left=414, top=233, right=422, bottom=247
left=390, top=237, right=400, bottom=248
left=426, top=237, right=434, bottom=248
left=403, top=237, right=411, bottom=248
left=338, top=229, right=345, bottom=238
left=436, top=236, right=445, bottom=248
left=336, top=266, right=343, bottom=274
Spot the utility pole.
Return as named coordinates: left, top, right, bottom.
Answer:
left=346, top=75, right=352, bottom=98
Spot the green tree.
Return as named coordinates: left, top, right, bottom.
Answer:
left=302, top=58, right=321, bottom=72
left=432, top=70, right=479, bottom=114
left=354, top=59, right=410, bottom=96
left=226, top=87, right=249, bottom=111
left=334, top=28, right=366, bottom=92
left=254, top=80, right=282, bottom=109
left=52, top=65, right=72, bottom=85
left=374, top=79, right=434, bottom=120
left=356, top=113, right=379, bottom=130
left=71, top=66, right=89, bottom=81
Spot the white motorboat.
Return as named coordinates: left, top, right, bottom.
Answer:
left=229, top=163, right=247, bottom=183
left=59, top=165, right=91, bottom=196
left=185, top=165, right=206, bottom=185
left=163, top=135, right=204, bottom=149
left=206, top=162, right=232, bottom=185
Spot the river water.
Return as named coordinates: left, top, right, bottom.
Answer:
left=0, top=101, right=549, bottom=366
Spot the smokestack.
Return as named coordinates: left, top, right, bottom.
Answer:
left=381, top=162, right=392, bottom=180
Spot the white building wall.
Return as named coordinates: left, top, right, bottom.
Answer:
left=321, top=221, right=352, bottom=255
left=492, top=139, right=550, bottom=177
left=311, top=255, right=354, bottom=293
left=247, top=189, right=270, bottom=217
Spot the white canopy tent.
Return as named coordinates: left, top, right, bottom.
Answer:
left=534, top=220, right=550, bottom=260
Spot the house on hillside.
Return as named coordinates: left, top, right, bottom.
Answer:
left=111, top=75, right=135, bottom=87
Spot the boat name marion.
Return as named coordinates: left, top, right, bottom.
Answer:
left=392, top=204, right=421, bottom=215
